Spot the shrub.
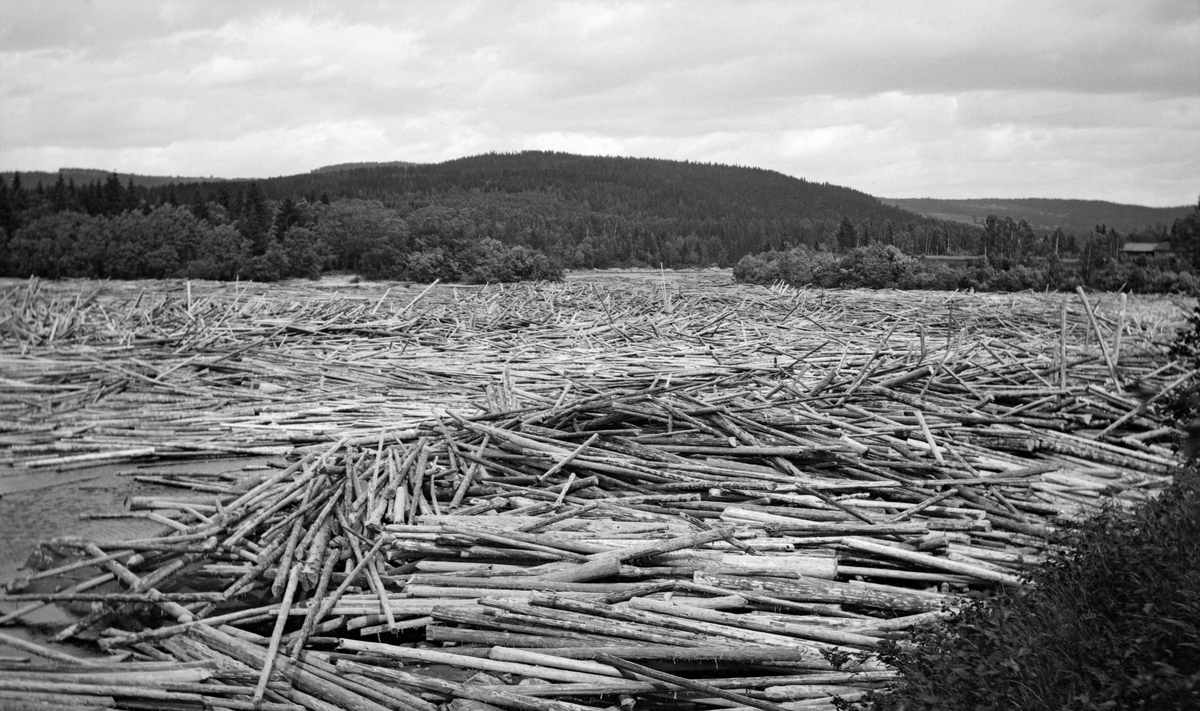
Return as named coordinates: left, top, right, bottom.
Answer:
left=733, top=246, right=838, bottom=286
left=468, top=241, right=563, bottom=283
left=403, top=247, right=459, bottom=283
left=898, top=261, right=958, bottom=290
left=732, top=252, right=780, bottom=284
left=8, top=211, right=110, bottom=278
left=837, top=244, right=919, bottom=288
left=281, top=226, right=329, bottom=280
left=845, top=467, right=1200, bottom=710
left=246, top=240, right=289, bottom=282
left=184, top=225, right=246, bottom=280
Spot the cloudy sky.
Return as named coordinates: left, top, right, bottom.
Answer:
left=1, top=1, right=1197, bottom=206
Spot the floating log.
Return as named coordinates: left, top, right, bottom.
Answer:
left=0, top=277, right=1187, bottom=710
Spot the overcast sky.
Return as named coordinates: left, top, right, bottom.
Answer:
left=1, top=1, right=1197, bottom=206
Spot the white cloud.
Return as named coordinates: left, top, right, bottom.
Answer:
left=1, top=0, right=1196, bottom=205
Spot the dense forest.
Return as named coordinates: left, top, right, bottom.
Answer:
left=0, top=151, right=1194, bottom=289
left=0, top=152, right=978, bottom=282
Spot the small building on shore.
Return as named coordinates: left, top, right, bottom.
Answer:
left=1120, top=241, right=1174, bottom=260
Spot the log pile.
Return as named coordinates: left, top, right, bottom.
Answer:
left=0, top=274, right=1192, bottom=710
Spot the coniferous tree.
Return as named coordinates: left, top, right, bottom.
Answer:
left=272, top=197, right=301, bottom=241
left=50, top=175, right=69, bottom=211
left=125, top=178, right=139, bottom=212
left=239, top=182, right=273, bottom=256
left=189, top=193, right=211, bottom=223
left=102, top=173, right=124, bottom=215
left=9, top=172, right=26, bottom=217
left=835, top=217, right=857, bottom=252
left=0, top=181, right=17, bottom=237
left=1051, top=227, right=1066, bottom=256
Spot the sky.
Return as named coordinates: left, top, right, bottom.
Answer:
left=1, top=1, right=1197, bottom=206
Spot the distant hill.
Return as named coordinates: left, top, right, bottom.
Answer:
left=1, top=152, right=977, bottom=268
left=149, top=150, right=968, bottom=264
left=311, top=161, right=417, bottom=173
left=882, top=197, right=1193, bottom=235
left=1, top=168, right=232, bottom=189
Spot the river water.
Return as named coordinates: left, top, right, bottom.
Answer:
left=0, top=455, right=277, bottom=657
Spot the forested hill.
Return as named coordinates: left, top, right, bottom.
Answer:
left=1, top=151, right=983, bottom=281
left=882, top=197, right=1194, bottom=235
left=150, top=151, right=970, bottom=264
left=270, top=152, right=928, bottom=233
left=311, top=161, right=417, bottom=173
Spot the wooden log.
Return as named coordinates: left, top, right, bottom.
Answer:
left=0, top=668, right=213, bottom=685
left=516, top=502, right=600, bottom=533
left=520, top=594, right=830, bottom=652
left=839, top=537, right=1023, bottom=586
left=592, top=652, right=795, bottom=711
left=430, top=607, right=622, bottom=645
left=0, top=678, right=209, bottom=702
left=655, top=551, right=837, bottom=579
left=470, top=599, right=716, bottom=647
left=0, top=572, right=116, bottom=626
left=626, top=598, right=881, bottom=649
left=1077, top=286, right=1122, bottom=391
left=695, top=572, right=947, bottom=612
left=339, top=640, right=619, bottom=684
left=51, top=543, right=195, bottom=642
left=479, top=670, right=899, bottom=697
left=254, top=559, right=303, bottom=703
left=486, top=647, right=624, bottom=678
left=527, top=554, right=622, bottom=583
left=0, top=631, right=101, bottom=667
left=405, top=586, right=602, bottom=600
left=19, top=447, right=157, bottom=469
left=0, top=690, right=118, bottom=709
left=764, top=683, right=877, bottom=700
left=288, top=543, right=342, bottom=655
left=186, top=625, right=410, bottom=711
left=439, top=524, right=612, bottom=557
left=406, top=575, right=650, bottom=594
left=336, top=660, right=598, bottom=711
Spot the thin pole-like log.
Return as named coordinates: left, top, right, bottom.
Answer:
left=253, top=562, right=301, bottom=704
left=0, top=630, right=101, bottom=666
left=1060, top=300, right=1068, bottom=389
left=1076, top=286, right=1121, bottom=391
left=593, top=652, right=795, bottom=711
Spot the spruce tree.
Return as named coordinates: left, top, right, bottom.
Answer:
left=0, top=181, right=16, bottom=237
left=239, top=182, right=273, bottom=256
left=835, top=217, right=857, bottom=252
left=103, top=173, right=123, bottom=215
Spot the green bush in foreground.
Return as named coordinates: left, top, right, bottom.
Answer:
left=841, top=467, right=1200, bottom=710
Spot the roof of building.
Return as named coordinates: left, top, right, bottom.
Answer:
left=1120, top=241, right=1173, bottom=253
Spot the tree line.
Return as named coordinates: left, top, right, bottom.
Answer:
left=736, top=199, right=1200, bottom=293
left=0, top=175, right=562, bottom=283
left=0, top=151, right=1193, bottom=287
left=0, top=152, right=986, bottom=282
